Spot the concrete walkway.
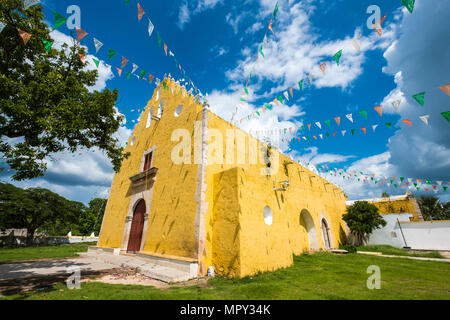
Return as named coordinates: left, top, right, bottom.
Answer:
left=357, top=251, right=450, bottom=263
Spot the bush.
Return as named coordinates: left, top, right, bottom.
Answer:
left=339, top=244, right=357, bottom=253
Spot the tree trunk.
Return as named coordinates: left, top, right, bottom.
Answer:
left=26, top=229, right=35, bottom=246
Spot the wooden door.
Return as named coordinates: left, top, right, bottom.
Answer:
left=321, top=219, right=331, bottom=250
left=143, top=152, right=152, bottom=171
left=127, top=200, right=146, bottom=253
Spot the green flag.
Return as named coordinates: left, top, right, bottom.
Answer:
left=53, top=11, right=67, bottom=30
left=402, top=0, right=415, bottom=14
left=126, top=0, right=130, bottom=5
left=324, top=120, right=331, bottom=127
left=326, top=133, right=330, bottom=138
left=259, top=45, right=264, bottom=58
left=441, top=111, right=450, bottom=122
left=333, top=49, right=343, bottom=66
left=278, top=95, right=284, bottom=104
left=298, top=79, right=303, bottom=91
left=412, top=92, right=425, bottom=106
left=359, top=110, right=368, bottom=119
left=92, top=58, right=100, bottom=68
left=126, top=72, right=131, bottom=80
left=244, top=88, right=249, bottom=95
left=108, top=49, right=116, bottom=60
left=386, top=122, right=392, bottom=128
left=157, top=32, right=162, bottom=47
left=140, top=69, right=146, bottom=78
left=265, top=104, right=272, bottom=110
left=256, top=111, right=260, bottom=116
left=400, top=177, right=404, bottom=182
left=351, top=129, right=356, bottom=135
left=42, top=38, right=53, bottom=52
left=273, top=2, right=279, bottom=19
left=444, top=186, right=448, bottom=192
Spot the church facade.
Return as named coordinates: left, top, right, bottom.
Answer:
left=97, top=78, right=348, bottom=278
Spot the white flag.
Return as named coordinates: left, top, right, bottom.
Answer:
left=315, top=122, right=321, bottom=129
left=419, top=115, right=430, bottom=125
left=283, top=91, right=289, bottom=101
left=372, top=125, right=378, bottom=132
left=342, top=130, right=346, bottom=136
left=132, top=64, right=139, bottom=74
left=93, top=38, right=103, bottom=53
left=437, top=181, right=443, bottom=186
left=0, top=22, right=6, bottom=33
left=147, top=18, right=154, bottom=37
left=263, top=34, right=268, bottom=46
left=319, top=134, right=323, bottom=139
left=391, top=100, right=401, bottom=111
left=169, top=51, right=174, bottom=57
left=24, top=0, right=40, bottom=10
left=308, top=72, right=314, bottom=84
left=352, top=34, right=361, bottom=53
left=346, top=114, right=353, bottom=123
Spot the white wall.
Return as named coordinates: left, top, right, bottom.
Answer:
left=367, top=214, right=450, bottom=250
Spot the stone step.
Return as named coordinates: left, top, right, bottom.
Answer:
left=79, top=251, right=195, bottom=283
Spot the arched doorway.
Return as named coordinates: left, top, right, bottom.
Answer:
left=299, top=210, right=319, bottom=251
left=127, top=199, right=146, bottom=253
left=321, top=218, right=332, bottom=250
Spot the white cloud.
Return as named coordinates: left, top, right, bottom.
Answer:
left=178, top=0, right=223, bottom=29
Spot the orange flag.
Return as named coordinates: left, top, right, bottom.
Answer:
left=440, top=84, right=450, bottom=96
left=313, top=135, right=317, bottom=140
left=116, top=68, right=122, bottom=77
left=17, top=29, right=32, bottom=44
left=76, top=27, right=88, bottom=43
left=374, top=105, right=383, bottom=116
left=121, top=57, right=128, bottom=68
left=289, top=87, right=293, bottom=98
left=164, top=43, right=168, bottom=55
left=268, top=18, right=274, bottom=34
left=307, top=124, right=311, bottom=130
left=320, top=62, right=327, bottom=75
left=137, top=3, right=145, bottom=21
left=402, top=119, right=412, bottom=126
left=334, top=117, right=341, bottom=126
left=333, top=132, right=336, bottom=137
left=78, top=53, right=87, bottom=64
left=361, top=127, right=366, bottom=134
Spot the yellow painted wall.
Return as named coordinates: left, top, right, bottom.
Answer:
left=371, top=198, right=421, bottom=221
left=99, top=78, right=204, bottom=259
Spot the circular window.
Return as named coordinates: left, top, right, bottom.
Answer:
left=263, top=206, right=273, bottom=226
left=174, top=105, right=183, bottom=117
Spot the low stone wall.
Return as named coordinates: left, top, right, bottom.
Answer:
left=0, top=235, right=98, bottom=247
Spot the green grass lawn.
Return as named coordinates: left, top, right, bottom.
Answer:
left=2, top=252, right=450, bottom=300
left=0, top=242, right=97, bottom=263
left=357, top=245, right=444, bottom=259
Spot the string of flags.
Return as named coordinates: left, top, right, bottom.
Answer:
left=231, top=1, right=280, bottom=123
left=234, top=0, right=418, bottom=125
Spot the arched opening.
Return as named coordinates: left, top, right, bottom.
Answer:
left=146, top=108, right=152, bottom=128
left=299, top=209, right=319, bottom=251
left=157, top=99, right=165, bottom=118
left=127, top=199, right=146, bottom=253
left=321, top=218, right=332, bottom=250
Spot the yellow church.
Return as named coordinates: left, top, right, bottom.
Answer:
left=97, top=77, right=348, bottom=278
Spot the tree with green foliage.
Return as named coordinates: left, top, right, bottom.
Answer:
left=0, top=0, right=129, bottom=181
left=418, top=196, right=450, bottom=221
left=381, top=192, right=390, bottom=198
left=342, top=201, right=387, bottom=246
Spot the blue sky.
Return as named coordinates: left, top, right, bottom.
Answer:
left=1, top=0, right=449, bottom=203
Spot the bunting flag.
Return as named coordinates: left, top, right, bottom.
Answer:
left=386, top=122, right=392, bottom=128
left=374, top=105, right=383, bottom=117
left=259, top=45, right=264, bottom=58
left=298, top=79, right=303, bottom=91
left=52, top=11, right=67, bottom=30
left=283, top=91, right=289, bottom=101
left=307, top=124, right=311, bottom=130
left=147, top=18, right=154, bottom=37
left=373, top=14, right=386, bottom=36
left=440, top=84, right=450, bottom=96
left=108, top=49, right=116, bottom=60
left=140, top=69, right=146, bottom=79
left=352, top=34, right=361, bottom=53
left=149, top=74, right=154, bottom=84
left=157, top=32, right=162, bottom=47
left=346, top=114, right=353, bottom=123
left=93, top=38, right=103, bottom=53
left=75, top=27, right=88, bottom=44
left=78, top=53, right=87, bottom=64
left=315, top=122, right=321, bottom=129
left=137, top=3, right=145, bottom=21
left=351, top=129, right=356, bottom=136
left=116, top=68, right=122, bottom=77
left=361, top=127, right=367, bottom=134
left=372, top=124, right=379, bottom=132
left=164, top=43, right=168, bottom=56
left=402, top=119, right=412, bottom=126
left=41, top=38, right=53, bottom=52
left=24, top=0, right=41, bottom=10
left=92, top=58, right=100, bottom=68
left=392, top=99, right=401, bottom=112
left=333, top=50, right=343, bottom=66
left=412, top=92, right=425, bottom=106
left=289, top=87, right=293, bottom=98
left=17, top=29, right=32, bottom=44
left=268, top=18, right=274, bottom=34
left=335, top=117, right=341, bottom=126
left=131, top=63, right=139, bottom=73
left=126, top=72, right=131, bottom=80
left=402, top=0, right=415, bottom=14
left=359, top=110, right=368, bottom=120
left=324, top=120, right=331, bottom=127
left=320, top=62, right=327, bottom=75
left=419, top=115, right=430, bottom=125
left=273, top=2, right=279, bottom=20
left=442, top=111, right=450, bottom=122
left=341, top=130, right=346, bottom=136
left=121, top=57, right=128, bottom=68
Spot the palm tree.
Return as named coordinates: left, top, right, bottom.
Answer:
left=417, top=196, right=445, bottom=221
